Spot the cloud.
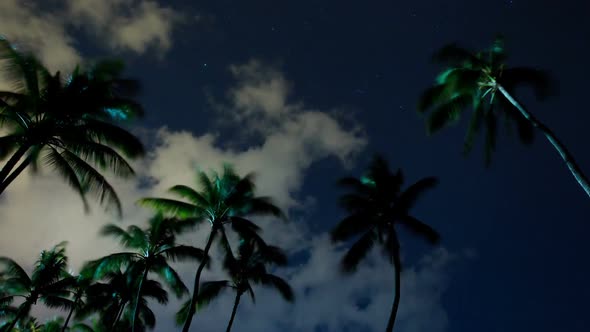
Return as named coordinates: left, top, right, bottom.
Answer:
left=65, top=0, right=183, bottom=55
left=0, top=0, right=81, bottom=73
left=0, top=61, right=456, bottom=332
left=0, top=0, right=183, bottom=76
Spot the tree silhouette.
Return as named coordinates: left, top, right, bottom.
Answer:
left=138, top=164, right=285, bottom=332
left=76, top=267, right=167, bottom=332
left=0, top=243, right=75, bottom=332
left=331, top=155, right=440, bottom=332
left=418, top=36, right=590, bottom=197
left=83, top=215, right=205, bottom=332
left=0, top=37, right=145, bottom=215
left=177, top=239, right=294, bottom=332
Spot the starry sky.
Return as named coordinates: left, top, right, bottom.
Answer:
left=0, top=0, right=589, bottom=331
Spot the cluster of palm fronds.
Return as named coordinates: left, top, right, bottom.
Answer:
left=0, top=34, right=587, bottom=332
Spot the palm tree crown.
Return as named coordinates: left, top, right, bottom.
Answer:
left=418, top=36, right=590, bottom=198
left=331, top=155, right=439, bottom=332
left=177, top=239, right=294, bottom=332
left=139, top=164, right=285, bottom=332
left=418, top=36, right=555, bottom=163
left=0, top=243, right=75, bottom=332
left=0, top=37, right=145, bottom=215
left=83, top=214, right=205, bottom=332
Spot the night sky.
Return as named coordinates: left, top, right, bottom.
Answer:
left=1, top=0, right=589, bottom=331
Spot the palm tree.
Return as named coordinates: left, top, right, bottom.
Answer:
left=0, top=243, right=75, bottom=332
left=138, top=164, right=285, bottom=332
left=0, top=37, right=145, bottom=215
left=177, top=239, right=294, bottom=332
left=76, top=267, right=167, bottom=332
left=418, top=36, right=590, bottom=197
left=82, top=215, right=205, bottom=332
left=58, top=274, right=94, bottom=332
left=331, top=155, right=440, bottom=332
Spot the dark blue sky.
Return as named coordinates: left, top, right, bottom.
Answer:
left=120, top=1, right=590, bottom=331
left=2, top=0, right=590, bottom=331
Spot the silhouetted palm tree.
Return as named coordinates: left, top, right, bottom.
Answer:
left=76, top=267, right=167, bottom=332
left=331, top=156, right=440, bottom=332
left=177, top=239, right=294, bottom=332
left=0, top=243, right=75, bottom=332
left=138, top=164, right=285, bottom=332
left=83, top=215, right=205, bottom=332
left=418, top=36, right=590, bottom=197
left=0, top=37, right=145, bottom=215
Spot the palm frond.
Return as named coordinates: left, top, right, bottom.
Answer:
left=331, top=213, right=374, bottom=242
left=258, top=274, right=294, bottom=302
left=137, top=198, right=199, bottom=219
left=152, top=263, right=188, bottom=298
left=397, top=176, right=438, bottom=212
left=426, top=94, right=471, bottom=134
left=44, top=147, right=92, bottom=213
left=168, top=185, right=209, bottom=206
left=398, top=216, right=440, bottom=244
left=341, top=230, right=376, bottom=273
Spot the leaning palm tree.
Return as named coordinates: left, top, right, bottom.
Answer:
left=176, top=239, right=294, bottom=332
left=82, top=215, right=205, bottom=332
left=138, top=164, right=285, bottom=332
left=0, top=37, right=145, bottom=215
left=331, top=155, right=440, bottom=332
left=418, top=36, right=590, bottom=197
left=76, top=267, right=167, bottom=332
left=0, top=243, right=76, bottom=332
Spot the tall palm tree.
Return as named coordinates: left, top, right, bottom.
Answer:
left=418, top=36, right=590, bottom=197
left=177, top=239, right=294, bottom=332
left=331, top=155, right=440, bottom=332
left=0, top=243, right=75, bottom=332
left=82, top=215, right=205, bottom=332
left=138, top=164, right=285, bottom=332
left=76, top=267, right=167, bottom=332
left=0, top=37, right=145, bottom=215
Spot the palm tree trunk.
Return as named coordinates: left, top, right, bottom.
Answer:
left=131, top=265, right=149, bottom=332
left=498, top=85, right=590, bottom=198
left=3, top=301, right=29, bottom=332
left=225, top=292, right=242, bottom=332
left=112, top=301, right=125, bottom=330
left=182, top=227, right=216, bottom=332
left=0, top=144, right=29, bottom=188
left=61, top=293, right=80, bottom=332
left=385, top=252, right=401, bottom=332
left=0, top=151, right=33, bottom=195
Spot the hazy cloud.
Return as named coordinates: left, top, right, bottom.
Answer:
left=0, top=0, right=183, bottom=76
left=65, top=0, right=183, bottom=55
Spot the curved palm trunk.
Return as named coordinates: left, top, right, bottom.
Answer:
left=225, top=292, right=242, bottom=332
left=0, top=144, right=30, bottom=189
left=182, top=227, right=217, bottom=332
left=131, top=266, right=150, bottom=332
left=0, top=152, right=33, bottom=195
left=498, top=85, right=590, bottom=198
left=3, top=300, right=30, bottom=332
left=385, top=252, right=401, bottom=332
left=61, top=293, right=81, bottom=332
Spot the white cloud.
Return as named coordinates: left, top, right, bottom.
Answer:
left=65, top=0, right=183, bottom=55
left=0, top=0, right=183, bottom=77
left=0, top=0, right=81, bottom=74
left=0, top=61, right=456, bottom=332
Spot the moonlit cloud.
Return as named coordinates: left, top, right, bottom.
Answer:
left=0, top=0, right=183, bottom=77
